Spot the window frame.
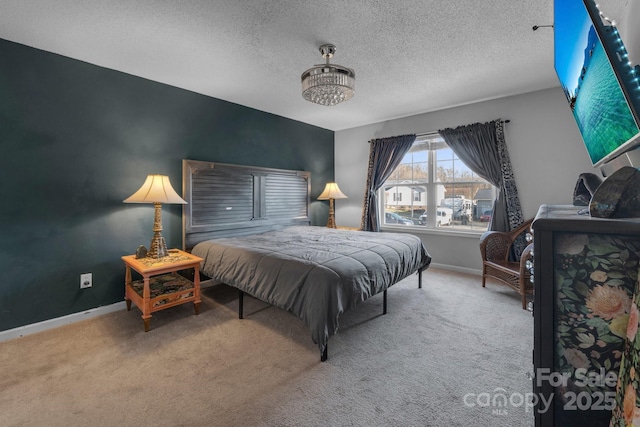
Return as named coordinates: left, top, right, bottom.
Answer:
left=379, top=133, right=496, bottom=235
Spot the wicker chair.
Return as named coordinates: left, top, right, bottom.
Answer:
left=479, top=218, right=534, bottom=309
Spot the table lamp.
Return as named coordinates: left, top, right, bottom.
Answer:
left=318, top=182, right=347, bottom=228
left=124, top=174, right=187, bottom=258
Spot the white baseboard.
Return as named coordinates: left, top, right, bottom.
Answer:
left=0, top=301, right=127, bottom=343
left=0, top=268, right=477, bottom=343
left=428, top=262, right=482, bottom=277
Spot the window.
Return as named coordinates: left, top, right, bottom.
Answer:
left=381, top=133, right=496, bottom=231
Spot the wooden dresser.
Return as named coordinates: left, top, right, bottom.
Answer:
left=532, top=205, right=640, bottom=426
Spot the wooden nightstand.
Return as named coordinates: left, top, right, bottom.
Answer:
left=122, top=249, right=203, bottom=331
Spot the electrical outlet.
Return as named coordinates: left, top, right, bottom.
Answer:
left=80, top=273, right=92, bottom=289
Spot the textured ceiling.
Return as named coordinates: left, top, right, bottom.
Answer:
left=0, top=0, right=630, bottom=131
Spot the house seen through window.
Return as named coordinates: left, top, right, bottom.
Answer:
left=381, top=133, right=497, bottom=232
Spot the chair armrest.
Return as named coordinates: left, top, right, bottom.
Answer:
left=519, top=242, right=534, bottom=277
left=511, top=218, right=534, bottom=238
left=480, top=218, right=534, bottom=262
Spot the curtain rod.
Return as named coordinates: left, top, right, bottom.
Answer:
left=415, top=119, right=510, bottom=138
left=368, top=119, right=511, bottom=142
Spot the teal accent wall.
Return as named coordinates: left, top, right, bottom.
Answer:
left=0, top=39, right=334, bottom=332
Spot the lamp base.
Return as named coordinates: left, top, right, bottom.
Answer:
left=148, top=232, right=168, bottom=259
left=147, top=202, right=168, bottom=259
left=326, top=198, right=337, bottom=228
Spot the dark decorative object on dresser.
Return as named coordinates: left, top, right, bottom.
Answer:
left=589, top=166, right=640, bottom=218
left=572, top=172, right=602, bottom=206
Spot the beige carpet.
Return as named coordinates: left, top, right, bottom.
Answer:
left=0, top=268, right=534, bottom=427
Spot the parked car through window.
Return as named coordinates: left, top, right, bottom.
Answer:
left=480, top=210, right=492, bottom=222
left=418, top=208, right=452, bottom=227
left=385, top=212, right=414, bottom=225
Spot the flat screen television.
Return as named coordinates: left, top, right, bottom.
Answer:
left=554, top=0, right=640, bottom=167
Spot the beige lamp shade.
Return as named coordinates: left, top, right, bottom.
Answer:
left=317, top=182, right=347, bottom=200
left=123, top=175, right=187, bottom=204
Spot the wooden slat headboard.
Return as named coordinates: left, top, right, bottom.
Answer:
left=182, top=159, right=311, bottom=250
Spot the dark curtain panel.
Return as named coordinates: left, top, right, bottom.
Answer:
left=439, top=120, right=525, bottom=239
left=360, top=134, right=416, bottom=232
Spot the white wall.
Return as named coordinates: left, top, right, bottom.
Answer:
left=334, top=87, right=598, bottom=273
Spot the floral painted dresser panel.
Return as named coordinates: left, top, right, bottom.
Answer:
left=555, top=232, right=640, bottom=425
left=532, top=205, right=640, bottom=427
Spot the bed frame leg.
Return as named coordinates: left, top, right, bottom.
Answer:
left=418, top=270, right=422, bottom=289
left=238, top=289, right=244, bottom=319
left=383, top=290, right=387, bottom=315
left=321, top=344, right=328, bottom=362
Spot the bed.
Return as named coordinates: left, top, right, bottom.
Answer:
left=182, top=159, right=431, bottom=360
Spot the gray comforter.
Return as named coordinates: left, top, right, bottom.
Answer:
left=192, top=226, right=432, bottom=352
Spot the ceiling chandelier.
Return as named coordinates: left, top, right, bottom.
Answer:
left=301, top=44, right=355, bottom=106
